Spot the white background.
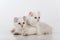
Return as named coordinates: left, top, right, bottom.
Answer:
left=0, top=0, right=60, bottom=40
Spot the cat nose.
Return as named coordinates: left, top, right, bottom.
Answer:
left=37, top=20, right=39, bottom=22
left=21, top=25, right=23, bottom=27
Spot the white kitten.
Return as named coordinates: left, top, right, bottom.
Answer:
left=26, top=11, right=41, bottom=35
left=11, top=16, right=37, bottom=36
left=11, top=17, right=26, bottom=35
left=27, top=11, right=52, bottom=35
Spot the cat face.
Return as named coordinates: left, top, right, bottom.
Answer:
left=29, top=11, right=40, bottom=22
left=28, top=11, right=40, bottom=25
left=14, top=16, right=26, bottom=28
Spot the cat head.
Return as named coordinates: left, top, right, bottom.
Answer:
left=28, top=11, right=40, bottom=25
left=14, top=16, right=26, bottom=28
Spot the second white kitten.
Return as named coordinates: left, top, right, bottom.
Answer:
left=26, top=11, right=41, bottom=35
left=11, top=16, right=37, bottom=36
left=26, top=11, right=52, bottom=35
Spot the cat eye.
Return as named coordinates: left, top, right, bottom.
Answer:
left=38, top=17, right=40, bottom=19
left=23, top=22, right=25, bottom=24
left=18, top=23, right=21, bottom=25
left=34, top=17, right=37, bottom=19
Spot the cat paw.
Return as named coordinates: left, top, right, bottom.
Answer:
left=14, top=33, right=21, bottom=35
left=23, top=34, right=28, bottom=36
left=43, top=32, right=49, bottom=35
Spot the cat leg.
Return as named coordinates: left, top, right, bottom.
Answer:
left=23, top=34, right=28, bottom=36
left=11, top=29, right=21, bottom=35
left=43, top=32, right=51, bottom=35
left=14, top=33, right=21, bottom=35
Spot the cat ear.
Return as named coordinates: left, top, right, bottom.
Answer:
left=29, top=11, right=33, bottom=16
left=14, top=17, right=18, bottom=23
left=23, top=16, right=26, bottom=21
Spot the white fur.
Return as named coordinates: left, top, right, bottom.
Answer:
left=39, top=22, right=52, bottom=34
left=23, top=25, right=37, bottom=35
left=12, top=11, right=52, bottom=36
left=27, top=11, right=40, bottom=26
left=12, top=26, right=23, bottom=35
left=12, top=17, right=37, bottom=35
left=12, top=17, right=26, bottom=35
left=27, top=11, right=52, bottom=35
left=26, top=11, right=41, bottom=35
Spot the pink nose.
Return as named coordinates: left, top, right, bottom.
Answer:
left=21, top=25, right=23, bottom=28
left=37, top=20, right=39, bottom=22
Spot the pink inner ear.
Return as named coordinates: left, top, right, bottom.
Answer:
left=29, top=12, right=33, bottom=16
left=14, top=17, right=18, bottom=22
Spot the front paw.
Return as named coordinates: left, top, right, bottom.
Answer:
left=23, top=34, right=28, bottom=36
left=43, top=32, right=49, bottom=35
left=14, top=33, right=21, bottom=35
